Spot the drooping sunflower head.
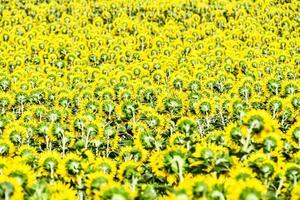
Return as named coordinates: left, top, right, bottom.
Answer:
left=47, top=182, right=77, bottom=200
left=229, top=166, right=255, bottom=182
left=58, top=153, right=83, bottom=181
left=118, top=146, right=148, bottom=163
left=291, top=184, right=300, bottom=200
left=16, top=145, right=38, bottom=169
left=94, top=183, right=136, bottom=200
left=286, top=120, right=300, bottom=149
left=0, top=175, right=23, bottom=200
left=176, top=116, right=196, bottom=136
left=3, top=160, right=35, bottom=188
left=86, top=171, right=113, bottom=197
left=243, top=109, right=279, bottom=137
left=38, top=150, right=61, bottom=177
left=89, top=157, right=117, bottom=176
left=117, top=160, right=142, bottom=182
left=0, top=139, right=14, bottom=158
left=227, top=178, right=266, bottom=200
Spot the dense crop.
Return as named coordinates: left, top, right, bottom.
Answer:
left=0, top=0, right=300, bottom=199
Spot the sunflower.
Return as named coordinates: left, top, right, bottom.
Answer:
left=260, top=131, right=283, bottom=156
left=57, top=153, right=83, bottom=182
left=117, top=160, right=143, bottom=190
left=226, top=178, right=266, bottom=200
left=38, top=150, right=61, bottom=179
left=151, top=146, right=188, bottom=184
left=94, top=182, right=136, bottom=200
left=176, top=116, right=196, bottom=137
left=0, top=175, right=23, bottom=200
left=291, top=184, right=300, bottom=200
left=16, top=145, right=38, bottom=169
left=85, top=171, right=113, bottom=197
left=242, top=109, right=280, bottom=144
left=229, top=166, right=255, bottom=181
left=3, top=160, right=35, bottom=188
left=118, top=146, right=148, bottom=163
left=0, top=139, right=15, bottom=157
left=223, top=122, right=241, bottom=151
left=286, top=120, right=300, bottom=149
left=88, top=157, right=117, bottom=176
left=282, top=163, right=300, bottom=186
left=47, top=182, right=77, bottom=200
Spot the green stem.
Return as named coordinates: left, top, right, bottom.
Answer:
left=62, top=135, right=66, bottom=158
left=272, top=109, right=276, bottom=119
left=106, top=136, right=110, bottom=158
left=5, top=191, right=10, bottom=200
left=197, top=120, right=204, bottom=135
left=45, top=135, right=49, bottom=150
left=219, top=109, right=226, bottom=128
left=50, top=163, right=54, bottom=179
left=205, top=113, right=210, bottom=128
left=275, top=178, right=283, bottom=197
left=108, top=110, right=111, bottom=120
left=131, top=176, right=138, bottom=191
left=78, top=176, right=84, bottom=200
left=242, top=126, right=253, bottom=154
left=85, top=131, right=90, bottom=149
left=177, top=161, right=183, bottom=183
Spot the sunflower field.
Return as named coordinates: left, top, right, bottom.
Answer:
left=0, top=0, right=300, bottom=199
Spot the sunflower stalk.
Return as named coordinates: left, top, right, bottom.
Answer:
left=61, top=134, right=67, bottom=158
left=108, top=110, right=112, bottom=120
left=45, top=135, right=50, bottom=150
left=219, top=109, right=226, bottom=128
left=280, top=115, right=287, bottom=127
left=78, top=176, right=84, bottom=200
left=84, top=130, right=90, bottom=150
left=4, top=191, right=10, bottom=200
left=272, top=109, right=276, bottom=119
left=197, top=120, right=204, bottom=135
left=21, top=102, right=24, bottom=114
left=176, top=159, right=184, bottom=183
left=242, top=125, right=254, bottom=154
left=275, top=177, right=284, bottom=197
left=186, top=140, right=191, bottom=151
left=244, top=91, right=249, bottom=105
left=131, top=176, right=139, bottom=191
left=81, top=125, right=84, bottom=139
left=205, top=113, right=210, bottom=128
left=106, top=136, right=110, bottom=158
left=49, top=162, right=54, bottom=179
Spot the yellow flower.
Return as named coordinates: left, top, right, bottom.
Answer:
left=57, top=153, right=83, bottom=182
left=0, top=175, right=23, bottom=200
left=94, top=182, right=136, bottom=200
left=3, top=160, right=35, bottom=188
left=38, top=150, right=61, bottom=178
left=86, top=171, right=113, bottom=197
left=229, top=166, right=255, bottom=181
left=226, top=178, right=266, bottom=200
left=291, top=184, right=300, bottom=200
left=89, top=157, right=117, bottom=176
left=47, top=182, right=77, bottom=200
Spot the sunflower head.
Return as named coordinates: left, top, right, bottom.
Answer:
left=0, top=175, right=23, bottom=200
left=86, top=171, right=113, bottom=197
left=95, top=183, right=135, bottom=200
left=39, top=150, right=61, bottom=178
left=47, top=182, right=77, bottom=200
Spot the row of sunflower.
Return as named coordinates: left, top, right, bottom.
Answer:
left=0, top=0, right=300, bottom=199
